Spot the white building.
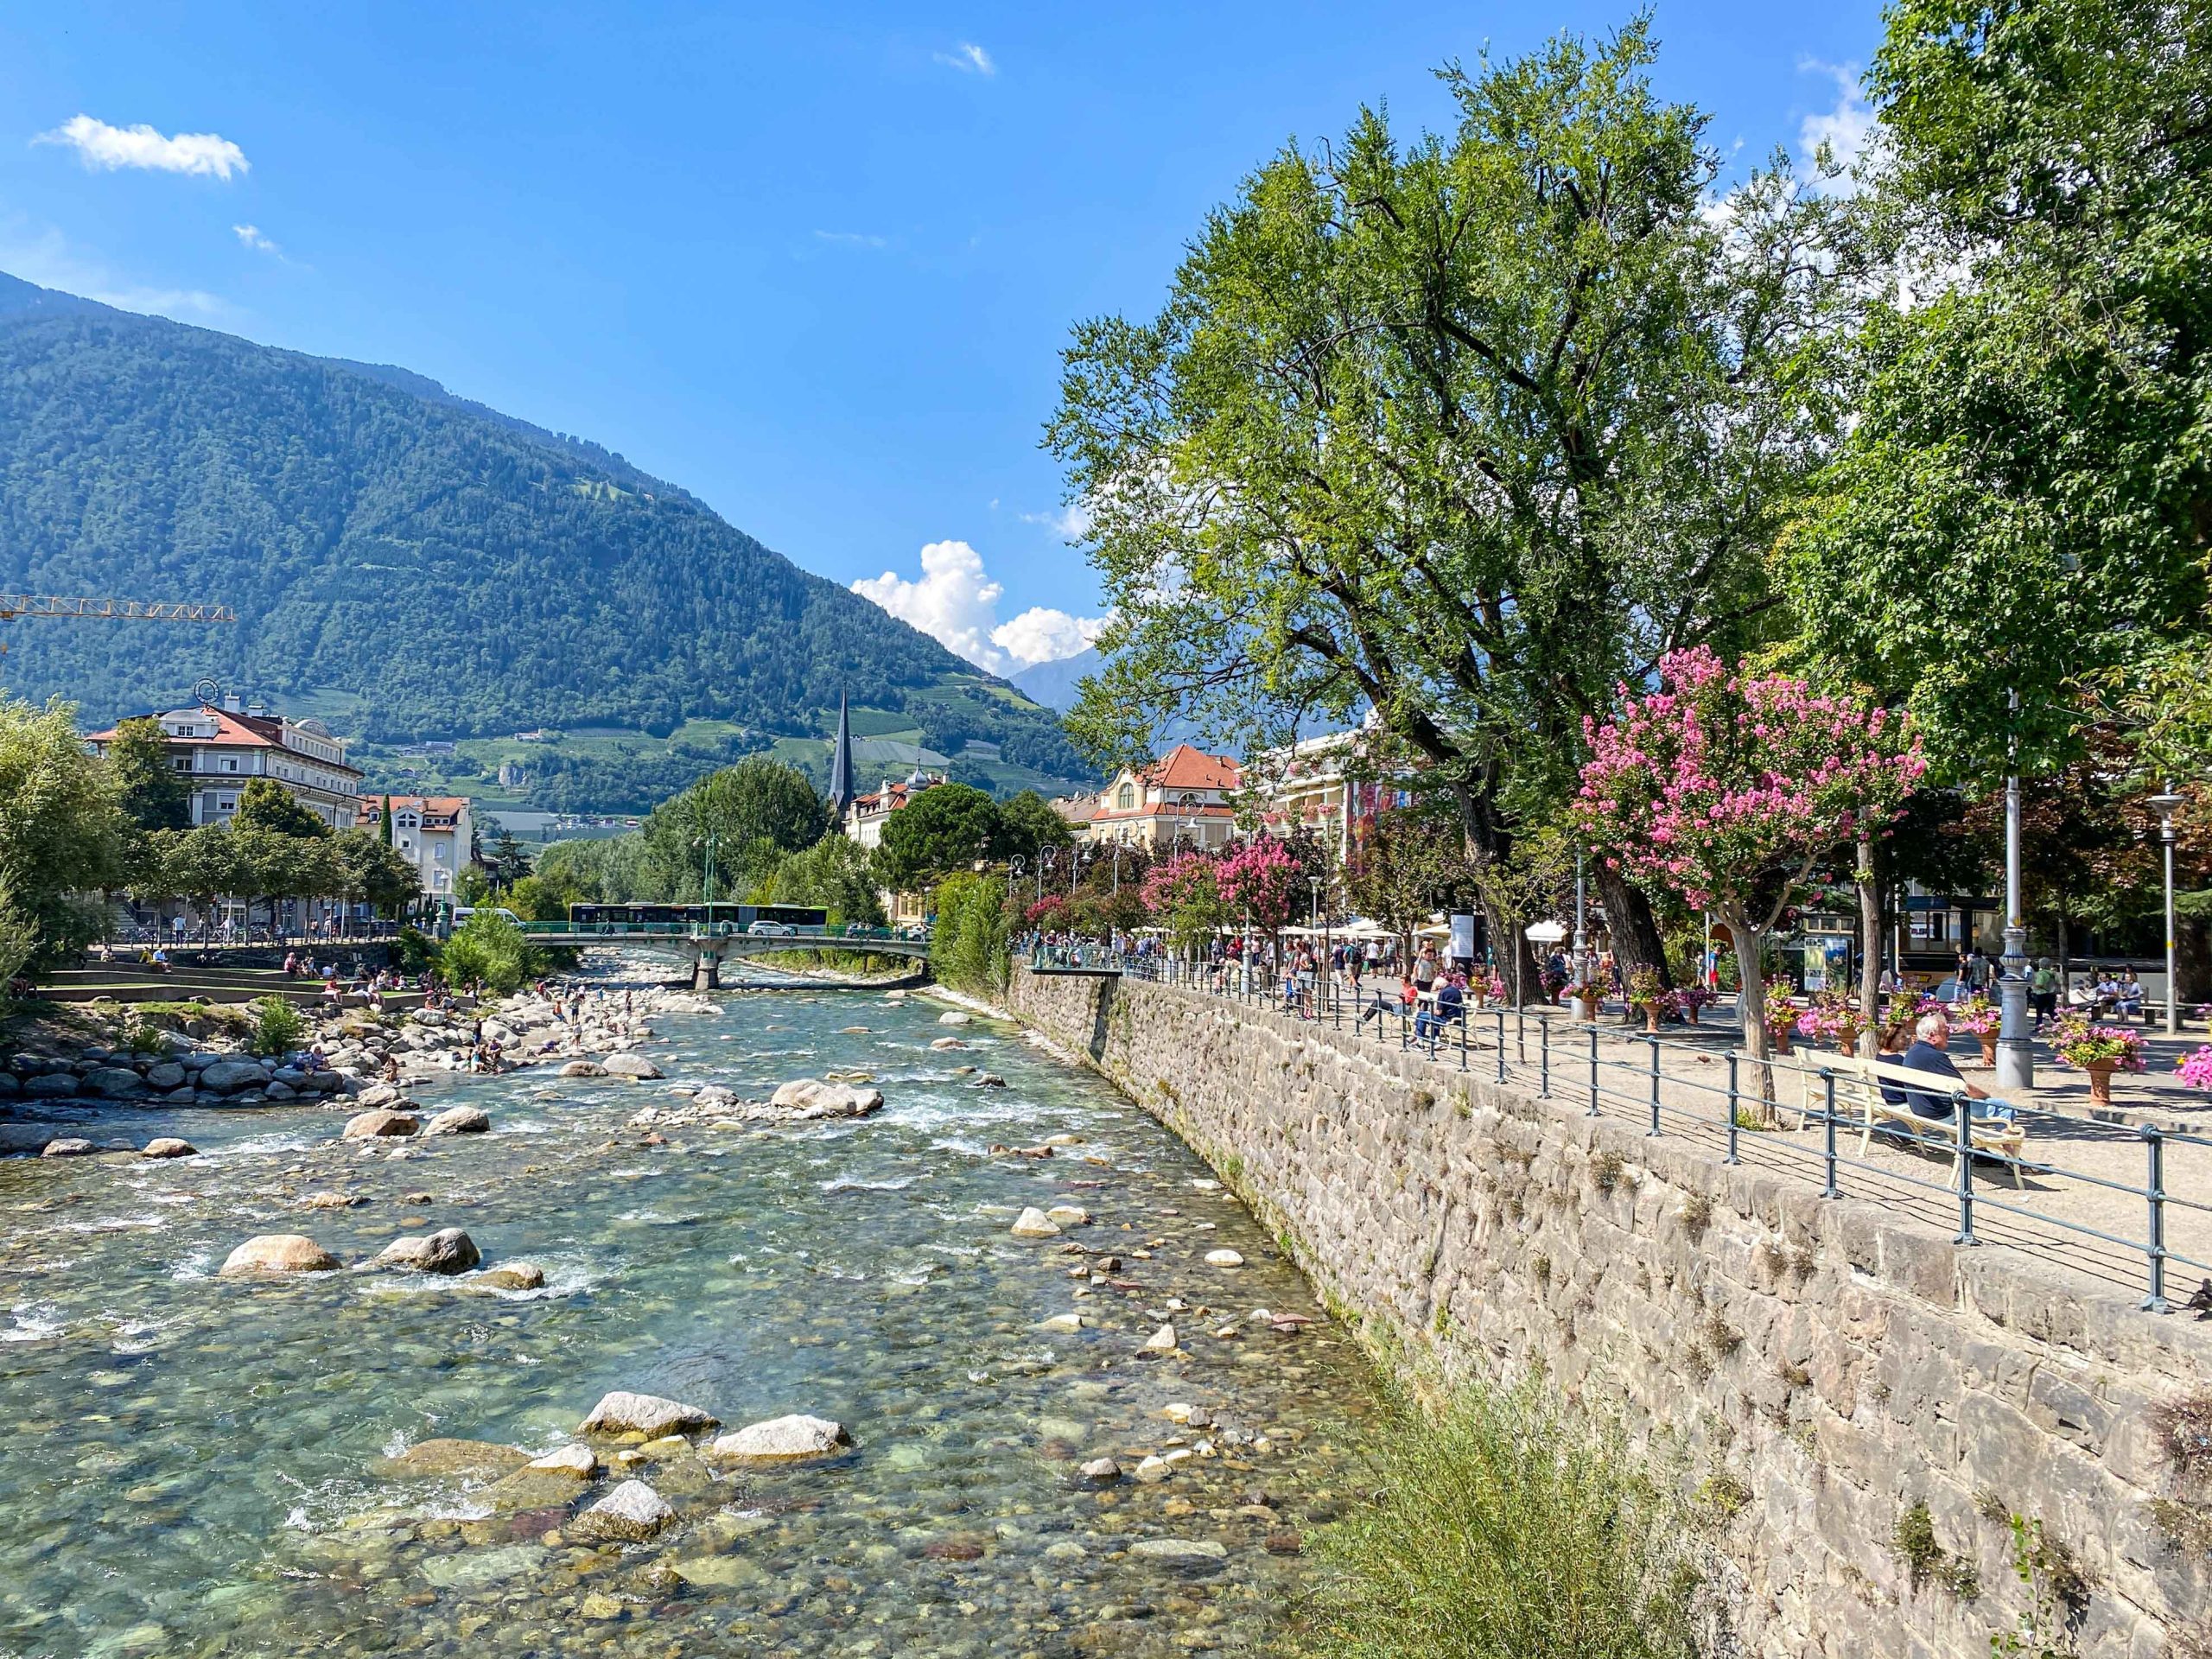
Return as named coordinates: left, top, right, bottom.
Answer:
left=1084, top=744, right=1243, bottom=851
left=88, top=698, right=363, bottom=830
left=1244, top=725, right=1404, bottom=861
left=358, top=795, right=474, bottom=900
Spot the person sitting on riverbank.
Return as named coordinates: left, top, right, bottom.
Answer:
left=1897, top=1011, right=2016, bottom=1125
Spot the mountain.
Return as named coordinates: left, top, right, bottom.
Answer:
left=1010, top=646, right=1100, bottom=714
left=0, top=273, right=1090, bottom=808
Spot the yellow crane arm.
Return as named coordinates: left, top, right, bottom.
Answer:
left=0, top=595, right=237, bottom=623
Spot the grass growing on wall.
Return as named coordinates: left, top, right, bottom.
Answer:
left=1298, top=1374, right=1700, bottom=1659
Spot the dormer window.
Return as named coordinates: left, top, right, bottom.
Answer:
left=1116, top=782, right=1135, bottom=810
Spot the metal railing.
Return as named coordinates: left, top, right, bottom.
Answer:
left=1059, top=946, right=2212, bottom=1313
left=520, top=921, right=929, bottom=944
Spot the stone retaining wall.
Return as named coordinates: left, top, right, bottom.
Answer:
left=1005, top=967, right=2212, bottom=1659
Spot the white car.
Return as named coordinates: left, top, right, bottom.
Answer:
left=454, top=906, right=523, bottom=927
left=747, top=919, right=796, bottom=937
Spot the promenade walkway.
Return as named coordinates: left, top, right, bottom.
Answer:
left=1103, top=955, right=2212, bottom=1312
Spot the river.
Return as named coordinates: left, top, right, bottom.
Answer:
left=0, top=977, right=1376, bottom=1657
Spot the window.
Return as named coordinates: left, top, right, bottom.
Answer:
left=222, top=757, right=238, bottom=772
left=1116, top=782, right=1135, bottom=810
left=172, top=756, right=192, bottom=772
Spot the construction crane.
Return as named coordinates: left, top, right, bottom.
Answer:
left=0, top=594, right=237, bottom=624
left=0, top=594, right=236, bottom=652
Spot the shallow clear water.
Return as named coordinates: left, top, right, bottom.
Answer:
left=0, top=984, right=1375, bottom=1657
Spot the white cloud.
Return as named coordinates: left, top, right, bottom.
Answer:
left=992, top=607, right=1106, bottom=668
left=934, top=41, right=995, bottom=75
left=35, top=114, right=248, bottom=180
left=233, top=223, right=281, bottom=256
left=1019, top=502, right=1091, bottom=541
left=0, top=219, right=230, bottom=321
left=813, top=229, right=889, bottom=250
left=1797, top=60, right=1873, bottom=187
left=853, top=539, right=1103, bottom=676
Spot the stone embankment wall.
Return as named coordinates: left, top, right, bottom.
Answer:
left=1004, top=968, right=2212, bottom=1659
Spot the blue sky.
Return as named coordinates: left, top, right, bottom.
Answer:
left=0, top=1, right=1880, bottom=676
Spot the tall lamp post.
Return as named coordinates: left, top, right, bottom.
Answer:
left=1995, top=689, right=2034, bottom=1091
left=1310, top=874, right=1325, bottom=1016
left=693, top=832, right=718, bottom=927
left=2151, top=785, right=2187, bottom=1036
left=1573, top=854, right=1589, bottom=986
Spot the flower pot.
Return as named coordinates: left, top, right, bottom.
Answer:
left=1573, top=996, right=1599, bottom=1023
left=1643, top=1009, right=1661, bottom=1034
left=1977, top=1034, right=1997, bottom=1066
left=1684, top=1004, right=1701, bottom=1025
left=1770, top=1029, right=1794, bottom=1056
left=2084, top=1058, right=2117, bottom=1106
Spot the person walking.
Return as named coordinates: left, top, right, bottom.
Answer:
left=2029, top=959, right=2059, bottom=1022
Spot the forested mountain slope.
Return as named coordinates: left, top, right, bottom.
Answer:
left=0, top=272, right=1084, bottom=794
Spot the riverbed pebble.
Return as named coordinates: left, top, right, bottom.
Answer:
left=1205, top=1249, right=1246, bottom=1268
left=40, top=1137, right=97, bottom=1157
left=938, top=1011, right=972, bottom=1026
left=474, top=1262, right=545, bottom=1290
left=601, top=1052, right=663, bottom=1081
left=140, top=1137, right=197, bottom=1159
left=423, top=1106, right=490, bottom=1136
left=1141, top=1323, right=1179, bottom=1355
left=1010, top=1207, right=1062, bottom=1239
left=569, top=1480, right=676, bottom=1543
left=342, top=1109, right=419, bottom=1141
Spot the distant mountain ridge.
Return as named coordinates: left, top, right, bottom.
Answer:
left=0, top=271, right=1088, bottom=801
left=1010, top=646, right=1099, bottom=714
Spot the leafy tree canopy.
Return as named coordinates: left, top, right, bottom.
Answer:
left=642, top=757, right=827, bottom=899
left=0, top=697, right=124, bottom=968
left=107, top=717, right=189, bottom=833
left=875, top=784, right=1004, bottom=893
left=233, top=778, right=329, bottom=840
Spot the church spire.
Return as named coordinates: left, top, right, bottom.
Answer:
left=828, top=689, right=855, bottom=815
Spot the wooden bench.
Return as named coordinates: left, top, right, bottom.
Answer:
left=1816, top=1052, right=2029, bottom=1188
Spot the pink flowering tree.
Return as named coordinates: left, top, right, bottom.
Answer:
left=1140, top=849, right=1224, bottom=957
left=1217, top=836, right=1303, bottom=936
left=1573, top=648, right=1925, bottom=1087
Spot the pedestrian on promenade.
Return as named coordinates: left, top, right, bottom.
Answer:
left=2030, top=959, right=2059, bottom=1022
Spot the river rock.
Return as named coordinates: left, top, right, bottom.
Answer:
left=527, top=1442, right=599, bottom=1478
left=140, top=1137, right=197, bottom=1160
left=1011, top=1208, right=1062, bottom=1239
left=1205, top=1249, right=1245, bottom=1268
left=1141, top=1323, right=1179, bottom=1355
left=1046, top=1205, right=1090, bottom=1225
left=704, top=1414, right=850, bottom=1465
left=355, top=1082, right=404, bottom=1109
left=83, top=1066, right=146, bottom=1099
left=938, top=1011, right=972, bottom=1026
left=601, top=1052, right=663, bottom=1081
left=558, top=1060, right=607, bottom=1078
left=220, top=1234, right=340, bottom=1276
left=767, top=1078, right=885, bottom=1116
left=199, top=1059, right=271, bottom=1095
left=22, top=1073, right=79, bottom=1099
left=930, top=1037, right=966, bottom=1050
left=372, top=1228, right=481, bottom=1274
left=579, top=1391, right=719, bottom=1438
left=143, top=1062, right=186, bottom=1090
left=423, top=1106, right=490, bottom=1136
left=1131, top=1538, right=1228, bottom=1563
left=41, top=1137, right=96, bottom=1157
left=1080, top=1457, right=1122, bottom=1484
left=302, top=1191, right=361, bottom=1209
left=476, top=1262, right=546, bottom=1290
left=384, top=1438, right=531, bottom=1478
left=343, top=1109, right=419, bottom=1140
left=977, top=1073, right=1007, bottom=1088
left=1039, top=1313, right=1085, bottom=1333
left=264, top=1082, right=299, bottom=1103
left=569, top=1479, right=676, bottom=1543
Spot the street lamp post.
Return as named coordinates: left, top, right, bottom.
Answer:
left=1995, top=689, right=2034, bottom=1091
left=1573, top=854, right=1589, bottom=986
left=2151, top=784, right=2187, bottom=1035
left=693, top=832, right=718, bottom=925
left=1310, top=874, right=1324, bottom=1016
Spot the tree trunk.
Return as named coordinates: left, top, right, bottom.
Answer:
left=2178, top=913, right=2209, bottom=1007
left=1717, top=903, right=1776, bottom=1117
left=2056, top=912, right=2071, bottom=1007
left=1595, top=863, right=1672, bottom=988
left=1856, top=838, right=1882, bottom=1058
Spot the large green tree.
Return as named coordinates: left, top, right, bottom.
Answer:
left=643, top=757, right=828, bottom=899
left=753, top=834, right=887, bottom=926
left=874, top=784, right=1004, bottom=893
left=106, top=717, right=190, bottom=832
left=1046, top=22, right=1853, bottom=994
left=1782, top=0, right=2212, bottom=774
left=0, top=697, right=125, bottom=969
left=233, top=777, right=330, bottom=840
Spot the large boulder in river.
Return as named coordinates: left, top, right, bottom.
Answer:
left=354, top=1082, right=404, bottom=1109
left=141, top=1137, right=197, bottom=1160
left=343, top=1109, right=419, bottom=1141
left=423, top=1106, right=490, bottom=1136
left=143, top=1062, right=186, bottom=1091
left=1010, top=1208, right=1062, bottom=1239
left=579, top=1390, right=719, bottom=1438
left=379, top=1438, right=531, bottom=1478
left=21, top=1073, right=79, bottom=1099
left=82, top=1066, right=146, bottom=1099
left=220, top=1234, right=341, bottom=1276
left=199, top=1058, right=271, bottom=1095
left=705, top=1414, right=851, bottom=1465
left=372, top=1228, right=480, bottom=1274
left=41, top=1137, right=97, bottom=1158
left=938, top=1011, right=973, bottom=1027
left=569, top=1479, right=676, bottom=1543
left=601, top=1052, right=663, bottom=1081
left=474, top=1262, right=545, bottom=1291
left=558, top=1060, right=607, bottom=1078
left=767, top=1079, right=884, bottom=1117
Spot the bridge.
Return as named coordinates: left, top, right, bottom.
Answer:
left=518, top=921, right=932, bottom=989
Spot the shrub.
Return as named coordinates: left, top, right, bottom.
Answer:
left=930, top=872, right=1010, bottom=995
left=393, top=926, right=437, bottom=976
left=438, top=912, right=541, bottom=995
left=245, top=995, right=306, bottom=1058
left=2151, top=1392, right=2212, bottom=1490
left=1300, top=1376, right=1700, bottom=1659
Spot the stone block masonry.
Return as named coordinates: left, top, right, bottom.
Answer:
left=1004, top=967, right=2212, bottom=1658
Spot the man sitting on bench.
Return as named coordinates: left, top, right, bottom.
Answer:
left=1892, top=1011, right=2016, bottom=1125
